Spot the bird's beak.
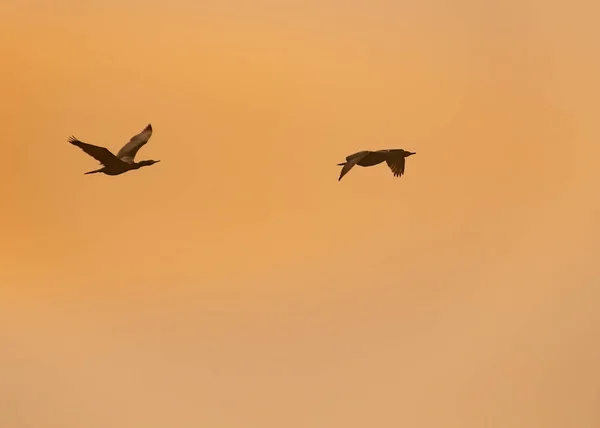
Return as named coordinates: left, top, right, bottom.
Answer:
left=408, top=152, right=416, bottom=156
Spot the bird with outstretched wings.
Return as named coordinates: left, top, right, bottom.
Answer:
left=68, top=123, right=159, bottom=176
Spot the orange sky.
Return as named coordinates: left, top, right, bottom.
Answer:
left=1, top=0, right=599, bottom=427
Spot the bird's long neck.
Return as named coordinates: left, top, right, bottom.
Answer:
left=135, top=160, right=152, bottom=168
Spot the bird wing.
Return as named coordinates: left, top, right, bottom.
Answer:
left=338, top=151, right=370, bottom=181
left=68, top=136, right=122, bottom=167
left=117, top=124, right=153, bottom=163
left=385, top=154, right=406, bottom=177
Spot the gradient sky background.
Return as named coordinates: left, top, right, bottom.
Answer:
left=1, top=0, right=599, bottom=427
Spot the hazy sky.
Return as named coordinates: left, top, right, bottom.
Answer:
left=1, top=0, right=599, bottom=427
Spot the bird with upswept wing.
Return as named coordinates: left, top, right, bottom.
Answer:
left=68, top=124, right=160, bottom=176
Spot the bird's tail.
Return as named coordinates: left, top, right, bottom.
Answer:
left=84, top=168, right=103, bottom=175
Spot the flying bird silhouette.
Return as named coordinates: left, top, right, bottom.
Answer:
left=68, top=124, right=160, bottom=175
left=337, top=149, right=415, bottom=181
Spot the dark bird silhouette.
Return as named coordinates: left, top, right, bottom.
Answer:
left=337, top=149, right=415, bottom=181
left=68, top=124, right=160, bottom=176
